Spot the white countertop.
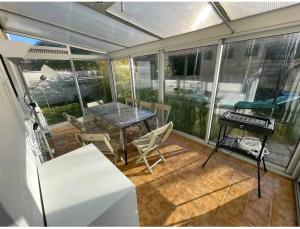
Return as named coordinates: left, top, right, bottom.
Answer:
left=38, top=144, right=137, bottom=226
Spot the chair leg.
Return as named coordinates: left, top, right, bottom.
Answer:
left=114, top=152, right=121, bottom=165
left=136, top=149, right=145, bottom=163
left=262, top=157, right=267, bottom=172
left=257, top=160, right=261, bottom=198
left=158, top=149, right=166, bottom=163
left=143, top=157, right=153, bottom=174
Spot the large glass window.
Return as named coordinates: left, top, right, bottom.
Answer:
left=73, top=60, right=112, bottom=108
left=210, top=33, right=300, bottom=168
left=9, top=33, right=84, bottom=125
left=112, top=59, right=132, bottom=103
left=165, top=45, right=217, bottom=139
left=133, top=54, right=158, bottom=102
left=22, top=60, right=82, bottom=125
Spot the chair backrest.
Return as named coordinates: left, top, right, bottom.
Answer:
left=76, top=133, right=110, bottom=145
left=62, top=112, right=71, bottom=121
left=76, top=133, right=114, bottom=155
left=154, top=103, right=171, bottom=125
left=125, top=98, right=139, bottom=108
left=139, top=101, right=153, bottom=110
left=63, top=112, right=86, bottom=132
left=87, top=100, right=104, bottom=108
left=146, top=121, right=173, bottom=152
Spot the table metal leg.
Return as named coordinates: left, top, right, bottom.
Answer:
left=122, top=128, right=128, bottom=165
left=144, top=120, right=151, bottom=132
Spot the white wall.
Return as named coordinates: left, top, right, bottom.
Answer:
left=0, top=60, right=43, bottom=226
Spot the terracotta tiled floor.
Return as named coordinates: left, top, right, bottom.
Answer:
left=49, top=122, right=298, bottom=226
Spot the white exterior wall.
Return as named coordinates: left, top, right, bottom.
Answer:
left=0, top=60, right=43, bottom=226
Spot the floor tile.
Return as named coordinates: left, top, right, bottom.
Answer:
left=50, top=122, right=298, bottom=227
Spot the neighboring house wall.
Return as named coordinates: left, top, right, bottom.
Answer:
left=0, top=61, right=43, bottom=226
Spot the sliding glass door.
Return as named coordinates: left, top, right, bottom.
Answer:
left=209, top=33, right=300, bottom=168
left=73, top=60, right=112, bottom=108
left=164, top=45, right=217, bottom=139
left=22, top=59, right=82, bottom=125
left=111, top=58, right=132, bottom=103
left=133, top=54, right=159, bottom=103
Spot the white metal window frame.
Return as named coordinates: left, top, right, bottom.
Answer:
left=6, top=18, right=300, bottom=176
left=108, top=24, right=300, bottom=177
left=5, top=30, right=113, bottom=118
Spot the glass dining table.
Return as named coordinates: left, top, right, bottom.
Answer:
left=87, top=102, right=156, bottom=164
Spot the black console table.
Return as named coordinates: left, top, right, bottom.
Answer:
left=203, top=111, right=275, bottom=197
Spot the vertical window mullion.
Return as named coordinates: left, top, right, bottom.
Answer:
left=67, top=45, right=85, bottom=116
left=205, top=40, right=224, bottom=143
left=108, top=59, right=117, bottom=102
left=129, top=56, right=136, bottom=98
left=158, top=50, right=165, bottom=104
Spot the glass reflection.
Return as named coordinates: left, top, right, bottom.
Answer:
left=112, top=59, right=132, bottom=103
left=165, top=45, right=217, bottom=139
left=133, top=54, right=158, bottom=103
left=210, top=34, right=300, bottom=168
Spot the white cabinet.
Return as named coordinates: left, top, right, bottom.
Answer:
left=38, top=144, right=139, bottom=226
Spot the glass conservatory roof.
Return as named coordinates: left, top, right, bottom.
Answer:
left=0, top=2, right=298, bottom=53
left=220, top=2, right=297, bottom=20
left=107, top=2, right=223, bottom=38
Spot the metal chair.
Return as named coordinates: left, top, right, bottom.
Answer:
left=125, top=98, right=139, bottom=108
left=76, top=133, right=121, bottom=164
left=132, top=121, right=173, bottom=173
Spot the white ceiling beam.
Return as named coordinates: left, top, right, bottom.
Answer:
left=209, top=2, right=234, bottom=34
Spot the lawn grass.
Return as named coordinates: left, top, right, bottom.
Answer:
left=41, top=102, right=82, bottom=125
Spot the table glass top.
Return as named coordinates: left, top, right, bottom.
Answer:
left=87, top=102, right=155, bottom=129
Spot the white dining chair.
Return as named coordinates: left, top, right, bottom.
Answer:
left=125, top=97, right=139, bottom=108
left=154, top=103, right=171, bottom=127
left=132, top=121, right=173, bottom=173
left=76, top=133, right=121, bottom=164
left=62, top=112, right=107, bottom=134
left=87, top=100, right=104, bottom=108
left=139, top=101, right=153, bottom=110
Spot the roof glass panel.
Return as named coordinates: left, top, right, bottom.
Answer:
left=70, top=47, right=102, bottom=55
left=0, top=11, right=123, bottom=53
left=8, top=33, right=66, bottom=48
left=107, top=2, right=222, bottom=38
left=220, top=2, right=298, bottom=20
left=0, top=2, right=157, bottom=48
